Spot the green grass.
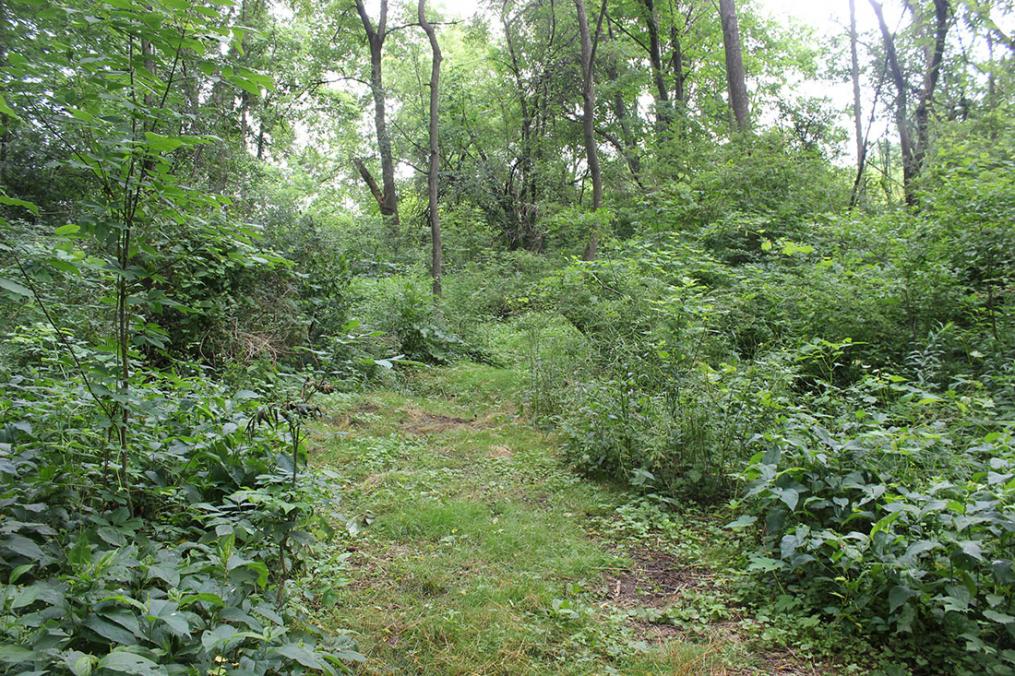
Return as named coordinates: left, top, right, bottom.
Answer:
left=303, top=362, right=817, bottom=674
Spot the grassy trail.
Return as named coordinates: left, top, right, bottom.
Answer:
left=307, top=363, right=820, bottom=675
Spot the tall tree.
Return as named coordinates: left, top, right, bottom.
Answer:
left=869, top=0, right=951, bottom=204
left=639, top=0, right=673, bottom=133
left=354, top=0, right=400, bottom=233
left=603, top=18, right=641, bottom=181
left=418, top=0, right=443, bottom=297
left=849, top=0, right=866, bottom=205
left=718, top=0, right=750, bottom=131
left=576, top=0, right=604, bottom=260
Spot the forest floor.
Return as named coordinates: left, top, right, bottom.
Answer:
left=305, top=362, right=833, bottom=674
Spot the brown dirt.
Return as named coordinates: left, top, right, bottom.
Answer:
left=604, top=547, right=832, bottom=674
left=604, top=547, right=713, bottom=608
left=488, top=445, right=513, bottom=459
left=400, top=406, right=475, bottom=435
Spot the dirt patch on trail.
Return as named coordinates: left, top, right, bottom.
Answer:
left=400, top=406, right=475, bottom=435
left=327, top=402, right=382, bottom=430
left=488, top=445, right=513, bottom=459
left=605, top=548, right=713, bottom=608
left=605, top=549, right=832, bottom=674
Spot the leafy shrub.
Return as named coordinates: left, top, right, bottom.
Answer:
left=354, top=274, right=492, bottom=365
left=735, top=374, right=1015, bottom=672
left=0, top=330, right=360, bottom=673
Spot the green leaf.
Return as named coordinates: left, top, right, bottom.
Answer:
left=65, top=651, right=98, bottom=676
left=724, top=515, right=758, bottom=530
left=0, top=644, right=33, bottom=664
left=888, top=585, right=915, bottom=613
left=273, top=643, right=329, bottom=671
left=957, top=540, right=984, bottom=561
left=0, top=194, right=39, bottom=215
left=984, top=609, right=1015, bottom=625
left=9, top=563, right=33, bottom=584
left=143, top=132, right=192, bottom=153
left=775, top=487, right=799, bottom=511
left=178, top=592, right=224, bottom=608
left=0, top=93, right=18, bottom=119
left=55, top=224, right=81, bottom=236
left=747, top=555, right=785, bottom=573
left=146, top=562, right=180, bottom=587
left=2, top=534, right=45, bottom=561
left=97, top=651, right=161, bottom=675
left=201, top=624, right=238, bottom=651
left=84, top=616, right=136, bottom=644
left=0, top=277, right=32, bottom=298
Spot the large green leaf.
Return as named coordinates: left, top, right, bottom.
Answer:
left=2, top=534, right=45, bottom=561
left=0, top=644, right=33, bottom=664
left=97, top=651, right=161, bottom=675
left=273, top=643, right=330, bottom=672
left=0, top=277, right=31, bottom=298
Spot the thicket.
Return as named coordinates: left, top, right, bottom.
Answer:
left=517, top=124, right=1015, bottom=669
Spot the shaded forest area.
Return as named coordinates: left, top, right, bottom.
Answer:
left=1, top=0, right=1013, bottom=673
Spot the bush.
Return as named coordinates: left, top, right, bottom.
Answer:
left=735, top=373, right=1015, bottom=672
left=0, top=328, right=360, bottom=673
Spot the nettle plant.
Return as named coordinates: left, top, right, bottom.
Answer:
left=733, top=373, right=1015, bottom=671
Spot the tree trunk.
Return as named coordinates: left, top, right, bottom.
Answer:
left=502, top=7, right=536, bottom=250
left=355, top=0, right=400, bottom=234
left=869, top=0, right=914, bottom=202
left=718, top=0, right=750, bottom=131
left=575, top=0, right=602, bottom=260
left=418, top=0, right=443, bottom=297
left=869, top=0, right=948, bottom=205
left=849, top=0, right=865, bottom=206
left=669, top=23, right=685, bottom=106
left=912, top=0, right=950, bottom=181
left=639, top=0, right=671, bottom=134
left=0, top=3, right=9, bottom=189
left=605, top=19, right=641, bottom=180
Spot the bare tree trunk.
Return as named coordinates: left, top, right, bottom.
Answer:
left=986, top=31, right=996, bottom=107
left=849, top=0, right=865, bottom=206
left=502, top=6, right=536, bottom=250
left=0, top=3, right=9, bottom=189
left=418, top=0, right=443, bottom=297
left=605, top=19, right=641, bottom=181
left=869, top=0, right=949, bottom=205
left=719, top=0, right=750, bottom=131
left=355, top=0, right=400, bottom=234
left=669, top=23, right=685, bottom=106
left=912, top=0, right=950, bottom=179
left=576, top=0, right=602, bottom=260
left=639, top=0, right=672, bottom=134
left=869, top=0, right=914, bottom=202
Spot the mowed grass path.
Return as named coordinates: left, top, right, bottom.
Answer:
left=306, top=364, right=802, bottom=675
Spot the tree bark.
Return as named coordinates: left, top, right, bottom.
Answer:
left=0, top=2, right=9, bottom=189
left=418, top=0, right=443, bottom=297
left=502, top=6, right=537, bottom=250
left=669, top=22, right=685, bottom=106
left=849, top=0, right=865, bottom=206
left=604, top=19, right=641, bottom=181
left=355, top=0, right=400, bottom=234
left=639, top=0, right=671, bottom=134
left=575, top=0, right=603, bottom=260
left=869, top=0, right=949, bottom=205
left=719, top=0, right=750, bottom=131
left=912, top=0, right=950, bottom=181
